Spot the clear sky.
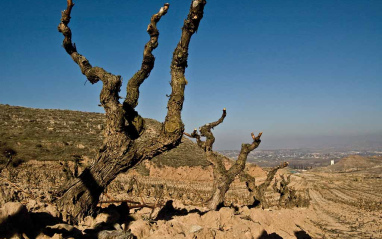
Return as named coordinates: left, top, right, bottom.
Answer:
left=1, top=0, right=381, bottom=150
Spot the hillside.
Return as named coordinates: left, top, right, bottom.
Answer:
left=1, top=105, right=381, bottom=238
left=0, top=104, right=209, bottom=169
left=313, top=154, right=381, bottom=173
left=0, top=104, right=268, bottom=207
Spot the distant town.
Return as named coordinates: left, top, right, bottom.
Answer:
left=219, top=148, right=382, bottom=169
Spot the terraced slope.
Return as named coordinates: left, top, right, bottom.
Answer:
left=298, top=171, right=382, bottom=238
left=0, top=104, right=269, bottom=207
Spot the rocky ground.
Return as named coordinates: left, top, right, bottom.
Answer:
left=1, top=105, right=381, bottom=238
left=1, top=158, right=381, bottom=238
left=120, top=165, right=381, bottom=239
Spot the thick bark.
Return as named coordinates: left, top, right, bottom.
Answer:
left=57, top=0, right=206, bottom=223
left=208, top=164, right=230, bottom=209
left=163, top=0, right=207, bottom=136
left=277, top=174, right=292, bottom=206
left=207, top=133, right=262, bottom=209
left=185, top=109, right=262, bottom=210
left=273, top=174, right=301, bottom=208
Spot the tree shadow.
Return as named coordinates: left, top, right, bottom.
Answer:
left=0, top=204, right=34, bottom=239
left=155, top=200, right=207, bottom=221
left=248, top=199, right=261, bottom=209
left=83, top=202, right=135, bottom=237
left=79, top=168, right=104, bottom=204
left=294, top=230, right=312, bottom=239
left=0, top=202, right=136, bottom=239
left=43, top=222, right=83, bottom=239
left=257, top=230, right=283, bottom=239
left=0, top=205, right=83, bottom=239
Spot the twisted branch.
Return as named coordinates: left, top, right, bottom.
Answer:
left=242, top=162, right=289, bottom=193
left=185, top=109, right=263, bottom=209
left=163, top=0, right=207, bottom=136
left=227, top=131, right=262, bottom=178
left=58, top=0, right=124, bottom=134
left=123, top=3, right=170, bottom=137
left=56, top=0, right=207, bottom=220
left=200, top=108, right=226, bottom=150
left=124, top=3, right=170, bottom=109
left=58, top=0, right=109, bottom=84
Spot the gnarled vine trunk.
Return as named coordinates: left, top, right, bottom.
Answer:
left=240, top=162, right=289, bottom=208
left=57, top=0, right=207, bottom=222
left=185, top=109, right=262, bottom=210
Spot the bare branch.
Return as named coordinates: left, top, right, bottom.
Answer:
left=122, top=4, right=170, bottom=138
left=124, top=3, right=170, bottom=109
left=184, top=128, right=205, bottom=149
left=58, top=0, right=109, bottom=84
left=227, top=132, right=263, bottom=177
left=185, top=108, right=226, bottom=151
left=264, top=162, right=289, bottom=188
left=200, top=108, right=226, bottom=150
left=186, top=109, right=262, bottom=210
left=163, top=0, right=207, bottom=136
left=99, top=200, right=163, bottom=210
left=56, top=0, right=208, bottom=221
left=204, top=108, right=227, bottom=130
left=0, top=175, right=37, bottom=201
left=58, top=0, right=125, bottom=134
left=120, top=0, right=208, bottom=164
left=183, top=131, right=194, bottom=138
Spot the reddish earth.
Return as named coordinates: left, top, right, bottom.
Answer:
left=0, top=156, right=381, bottom=238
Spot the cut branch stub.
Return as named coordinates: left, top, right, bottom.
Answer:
left=251, top=132, right=262, bottom=141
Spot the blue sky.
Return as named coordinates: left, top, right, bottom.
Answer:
left=1, top=0, right=381, bottom=149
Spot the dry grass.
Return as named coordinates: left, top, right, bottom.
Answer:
left=0, top=104, right=209, bottom=169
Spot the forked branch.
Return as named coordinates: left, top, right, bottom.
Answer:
left=185, top=109, right=263, bottom=210
left=57, top=0, right=207, bottom=222
left=241, top=162, right=289, bottom=208
left=129, top=0, right=207, bottom=163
